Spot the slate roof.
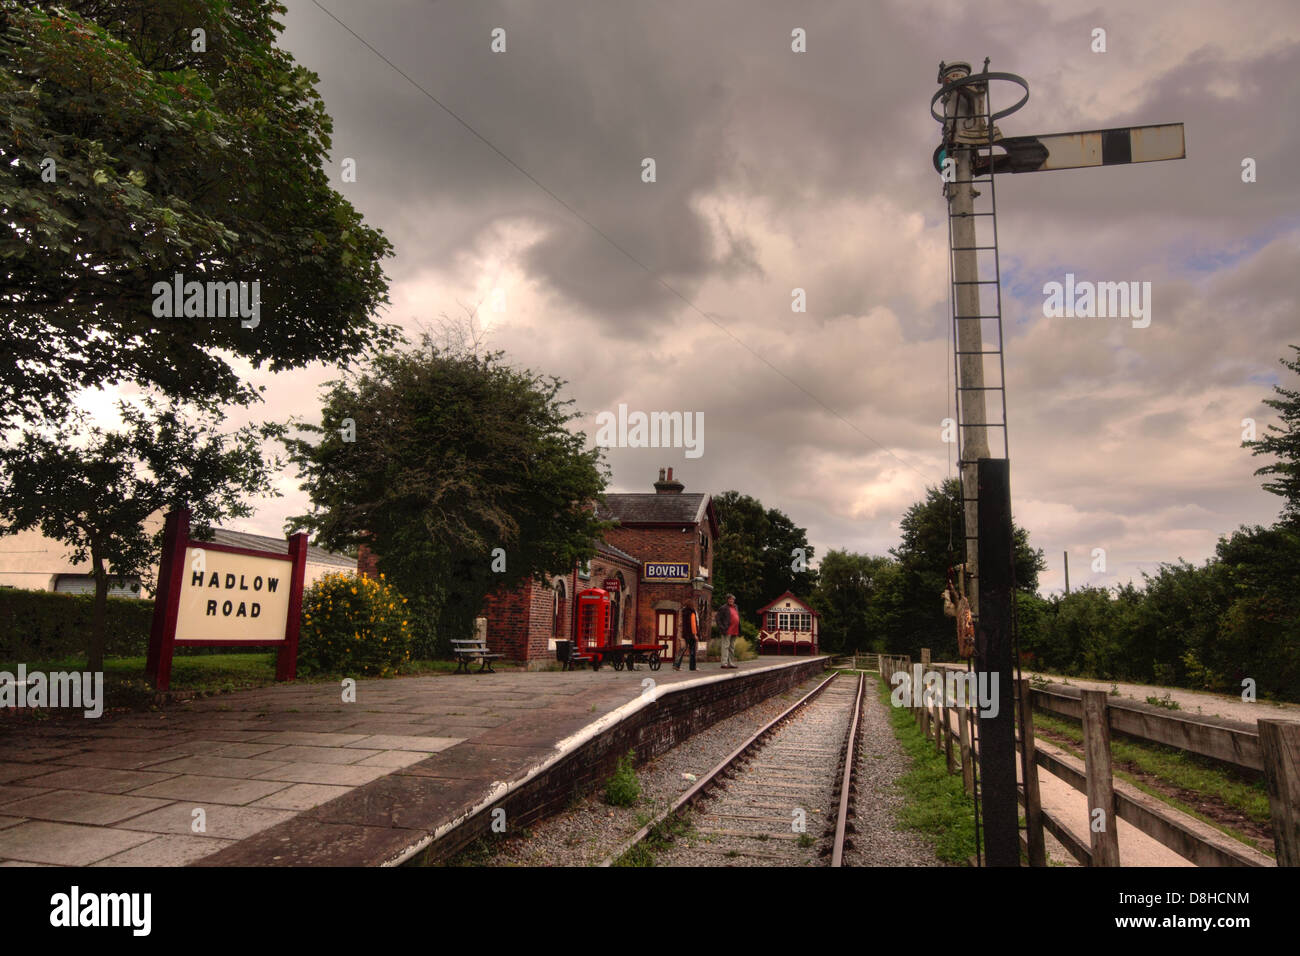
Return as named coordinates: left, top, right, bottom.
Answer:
left=757, top=591, right=821, bottom=616
left=595, top=540, right=640, bottom=565
left=596, top=492, right=712, bottom=529
left=200, top=528, right=356, bottom=569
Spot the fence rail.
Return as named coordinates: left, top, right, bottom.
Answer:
left=877, top=652, right=1299, bottom=867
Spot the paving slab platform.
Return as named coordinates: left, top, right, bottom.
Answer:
left=0, top=656, right=827, bottom=866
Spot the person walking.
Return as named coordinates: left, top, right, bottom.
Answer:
left=717, top=593, right=740, bottom=669
left=674, top=603, right=699, bottom=671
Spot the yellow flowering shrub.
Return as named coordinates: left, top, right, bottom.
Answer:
left=297, top=572, right=413, bottom=677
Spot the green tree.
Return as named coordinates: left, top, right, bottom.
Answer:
left=1245, top=345, right=1300, bottom=528
left=889, top=479, right=1045, bottom=659
left=0, top=1, right=393, bottom=424
left=284, top=340, right=609, bottom=654
left=0, top=398, right=282, bottom=671
left=809, top=550, right=899, bottom=654
left=1208, top=524, right=1300, bottom=699
left=711, top=491, right=817, bottom=622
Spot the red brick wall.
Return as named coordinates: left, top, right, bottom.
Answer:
left=481, top=579, right=535, bottom=661
left=604, top=523, right=716, bottom=647
left=482, top=574, right=576, bottom=664
left=356, top=544, right=380, bottom=580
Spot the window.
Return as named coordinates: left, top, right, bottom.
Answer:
left=55, top=574, right=140, bottom=598
left=772, top=609, right=811, bottom=631
left=552, top=581, right=566, bottom=637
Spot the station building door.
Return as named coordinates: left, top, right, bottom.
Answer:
left=655, top=609, right=676, bottom=655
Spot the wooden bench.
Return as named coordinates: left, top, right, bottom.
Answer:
left=556, top=640, right=594, bottom=671
left=450, top=639, right=504, bottom=674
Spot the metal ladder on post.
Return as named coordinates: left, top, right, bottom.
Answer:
left=944, top=69, right=1011, bottom=615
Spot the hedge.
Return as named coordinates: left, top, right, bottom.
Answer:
left=0, top=587, right=155, bottom=662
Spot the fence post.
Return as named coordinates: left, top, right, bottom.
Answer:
left=1081, top=689, right=1120, bottom=866
left=919, top=649, right=931, bottom=737
left=943, top=680, right=955, bottom=774
left=959, top=704, right=974, bottom=795
left=934, top=688, right=944, bottom=755
left=1259, top=720, right=1300, bottom=867
left=1017, top=678, right=1047, bottom=867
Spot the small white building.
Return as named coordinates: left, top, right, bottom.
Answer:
left=756, top=591, right=820, bottom=655
left=0, top=519, right=355, bottom=597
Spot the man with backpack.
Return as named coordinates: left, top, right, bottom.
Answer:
left=674, top=603, right=699, bottom=671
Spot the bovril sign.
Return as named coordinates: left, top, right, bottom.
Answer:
left=176, top=550, right=292, bottom=642
left=642, top=561, right=690, bottom=582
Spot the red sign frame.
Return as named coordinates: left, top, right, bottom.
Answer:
left=145, top=508, right=308, bottom=691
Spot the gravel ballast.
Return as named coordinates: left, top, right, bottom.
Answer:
left=446, top=669, right=946, bottom=867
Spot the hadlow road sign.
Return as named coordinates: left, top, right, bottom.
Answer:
left=145, top=508, right=308, bottom=691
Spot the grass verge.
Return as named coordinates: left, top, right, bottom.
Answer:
left=877, top=675, right=980, bottom=865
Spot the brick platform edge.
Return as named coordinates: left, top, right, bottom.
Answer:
left=191, top=656, right=828, bottom=867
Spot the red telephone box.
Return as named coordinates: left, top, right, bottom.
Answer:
left=575, top=588, right=611, bottom=652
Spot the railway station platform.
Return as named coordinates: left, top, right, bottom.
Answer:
left=0, top=656, right=827, bottom=867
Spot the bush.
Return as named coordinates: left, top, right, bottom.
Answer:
left=733, top=636, right=757, bottom=661
left=603, top=750, right=641, bottom=807
left=0, top=587, right=154, bottom=662
left=296, top=572, right=413, bottom=677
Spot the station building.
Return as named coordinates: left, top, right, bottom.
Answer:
left=478, top=467, right=720, bottom=667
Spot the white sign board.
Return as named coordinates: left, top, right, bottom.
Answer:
left=176, top=547, right=293, bottom=642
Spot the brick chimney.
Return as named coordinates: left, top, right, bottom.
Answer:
left=654, top=466, right=685, bottom=494
left=357, top=542, right=380, bottom=579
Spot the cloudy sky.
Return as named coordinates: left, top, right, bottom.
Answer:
left=203, top=0, right=1299, bottom=595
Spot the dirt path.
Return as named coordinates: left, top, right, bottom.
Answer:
left=1021, top=671, right=1299, bottom=725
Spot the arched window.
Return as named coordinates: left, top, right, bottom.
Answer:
left=552, top=579, right=567, bottom=637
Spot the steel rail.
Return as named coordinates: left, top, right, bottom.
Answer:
left=598, top=669, right=844, bottom=867
left=830, top=672, right=867, bottom=866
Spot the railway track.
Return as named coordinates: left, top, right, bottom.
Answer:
left=602, top=670, right=867, bottom=867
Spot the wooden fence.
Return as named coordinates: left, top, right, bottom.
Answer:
left=848, top=653, right=880, bottom=673
left=877, top=651, right=1299, bottom=867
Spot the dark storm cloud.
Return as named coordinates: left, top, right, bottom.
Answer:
left=228, top=0, right=1300, bottom=594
